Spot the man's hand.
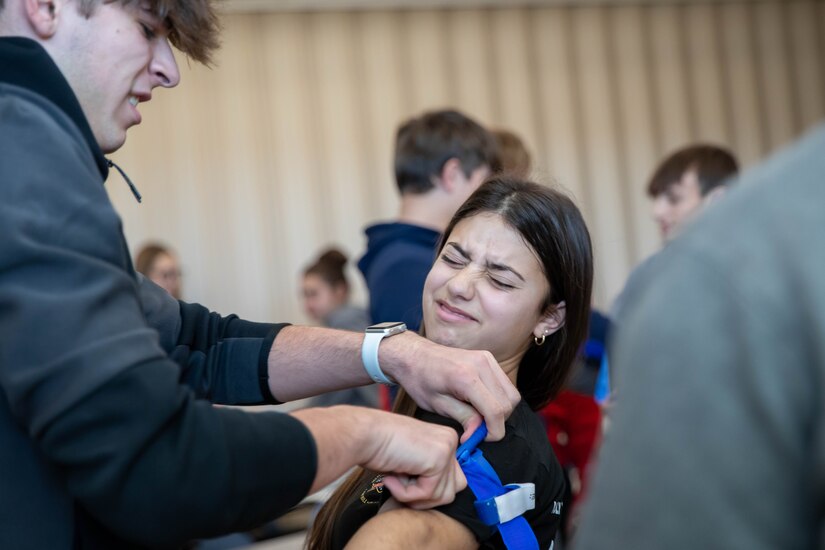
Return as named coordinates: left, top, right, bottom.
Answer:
left=380, top=332, right=520, bottom=442
left=292, top=406, right=465, bottom=509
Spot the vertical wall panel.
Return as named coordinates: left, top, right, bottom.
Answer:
left=447, top=9, right=498, bottom=124
left=647, top=5, right=693, bottom=154
left=257, top=13, right=324, bottom=318
left=572, top=7, right=631, bottom=306
left=718, top=3, right=765, bottom=165
left=609, top=5, right=660, bottom=262
left=110, top=1, right=825, bottom=321
left=488, top=9, right=541, bottom=153
left=685, top=4, right=732, bottom=145
left=357, top=12, right=407, bottom=219
left=788, top=1, right=825, bottom=135
left=404, top=10, right=453, bottom=111
left=754, top=1, right=797, bottom=151
left=529, top=9, right=588, bottom=220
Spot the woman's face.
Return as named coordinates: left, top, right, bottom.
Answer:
left=147, top=252, right=182, bottom=299
left=302, top=274, right=346, bottom=323
left=422, top=213, right=562, bottom=373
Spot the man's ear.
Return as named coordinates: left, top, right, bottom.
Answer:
left=437, top=158, right=464, bottom=194
left=25, top=0, right=61, bottom=38
left=534, top=301, right=566, bottom=339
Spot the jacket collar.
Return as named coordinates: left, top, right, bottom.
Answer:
left=0, top=36, right=109, bottom=180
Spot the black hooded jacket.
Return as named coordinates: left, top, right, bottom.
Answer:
left=0, top=37, right=316, bottom=549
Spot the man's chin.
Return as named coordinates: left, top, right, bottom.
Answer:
left=99, top=133, right=128, bottom=154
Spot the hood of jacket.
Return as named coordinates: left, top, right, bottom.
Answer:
left=357, top=222, right=441, bottom=276
left=0, top=36, right=109, bottom=180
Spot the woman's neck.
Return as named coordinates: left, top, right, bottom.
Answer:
left=498, top=354, right=524, bottom=387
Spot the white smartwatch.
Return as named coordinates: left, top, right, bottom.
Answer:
left=361, top=322, right=407, bottom=385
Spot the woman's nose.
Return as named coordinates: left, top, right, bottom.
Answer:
left=446, top=268, right=477, bottom=300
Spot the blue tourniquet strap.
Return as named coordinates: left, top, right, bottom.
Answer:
left=456, top=422, right=539, bottom=550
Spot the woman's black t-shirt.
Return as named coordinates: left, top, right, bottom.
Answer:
left=331, top=400, right=566, bottom=549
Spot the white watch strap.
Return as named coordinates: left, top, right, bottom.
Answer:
left=361, top=331, right=396, bottom=385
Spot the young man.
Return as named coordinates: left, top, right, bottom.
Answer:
left=647, top=144, right=739, bottom=242
left=611, top=144, right=739, bottom=322
left=359, top=109, right=499, bottom=331
left=0, top=1, right=519, bottom=547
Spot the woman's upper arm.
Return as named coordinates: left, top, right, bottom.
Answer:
left=343, top=507, right=478, bottom=550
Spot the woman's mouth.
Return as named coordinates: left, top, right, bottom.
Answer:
left=436, top=301, right=477, bottom=323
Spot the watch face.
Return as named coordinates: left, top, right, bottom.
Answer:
left=367, top=322, right=406, bottom=333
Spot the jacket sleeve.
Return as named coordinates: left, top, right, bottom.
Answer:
left=137, top=271, right=284, bottom=404
left=0, top=89, right=316, bottom=545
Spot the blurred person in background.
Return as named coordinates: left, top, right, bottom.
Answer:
left=491, top=128, right=531, bottom=179
left=612, top=144, right=739, bottom=324
left=302, top=248, right=370, bottom=333
left=135, top=242, right=182, bottom=299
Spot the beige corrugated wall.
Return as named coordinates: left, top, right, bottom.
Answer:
left=109, top=0, right=825, bottom=324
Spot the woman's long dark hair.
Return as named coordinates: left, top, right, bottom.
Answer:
left=307, top=176, right=593, bottom=550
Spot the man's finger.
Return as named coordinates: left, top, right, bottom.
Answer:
left=383, top=474, right=450, bottom=507
left=459, top=413, right=483, bottom=444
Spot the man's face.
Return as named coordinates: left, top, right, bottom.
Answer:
left=651, top=170, right=704, bottom=241
left=52, top=1, right=180, bottom=153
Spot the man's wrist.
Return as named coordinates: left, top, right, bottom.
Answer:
left=377, top=331, right=420, bottom=387
left=341, top=406, right=384, bottom=466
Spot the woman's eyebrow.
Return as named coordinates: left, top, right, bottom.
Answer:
left=487, top=262, right=525, bottom=282
left=447, top=243, right=525, bottom=282
left=445, top=242, right=471, bottom=259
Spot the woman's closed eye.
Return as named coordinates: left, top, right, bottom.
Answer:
left=488, top=275, right=516, bottom=290
left=441, top=253, right=465, bottom=267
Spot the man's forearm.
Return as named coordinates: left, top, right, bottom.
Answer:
left=267, top=326, right=370, bottom=401
left=290, top=406, right=374, bottom=493
left=266, top=326, right=421, bottom=402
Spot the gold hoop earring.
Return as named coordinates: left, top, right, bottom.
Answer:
left=534, top=334, right=546, bottom=346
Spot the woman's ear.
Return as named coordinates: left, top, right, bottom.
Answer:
left=533, top=301, right=566, bottom=339
left=25, top=0, right=61, bottom=38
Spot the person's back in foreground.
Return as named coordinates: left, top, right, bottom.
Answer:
left=311, top=176, right=595, bottom=550
left=575, top=125, right=825, bottom=549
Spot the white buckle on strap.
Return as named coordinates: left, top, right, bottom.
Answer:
left=475, top=483, right=536, bottom=524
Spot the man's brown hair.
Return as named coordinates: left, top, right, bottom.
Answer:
left=647, top=144, right=739, bottom=198
left=0, top=0, right=220, bottom=65
left=394, top=109, right=501, bottom=195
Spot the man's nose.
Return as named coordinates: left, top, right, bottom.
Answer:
left=150, top=38, right=181, bottom=88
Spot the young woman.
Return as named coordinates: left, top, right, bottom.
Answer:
left=135, top=242, right=182, bottom=299
left=307, top=176, right=593, bottom=549
left=302, top=248, right=370, bottom=332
